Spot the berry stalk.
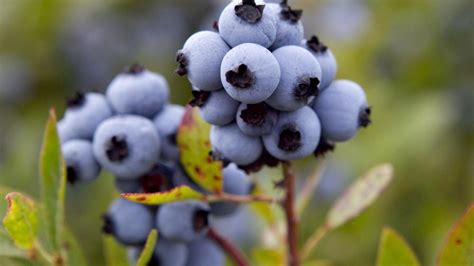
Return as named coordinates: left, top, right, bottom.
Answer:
left=208, top=227, right=250, bottom=266
left=282, top=162, right=300, bottom=266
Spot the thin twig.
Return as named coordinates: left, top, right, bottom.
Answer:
left=208, top=227, right=250, bottom=266
left=296, top=162, right=327, bottom=216
left=301, top=224, right=330, bottom=260
left=34, top=240, right=55, bottom=265
left=282, top=162, right=300, bottom=266
left=207, top=192, right=278, bottom=204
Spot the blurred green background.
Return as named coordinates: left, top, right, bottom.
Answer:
left=0, top=0, right=472, bottom=265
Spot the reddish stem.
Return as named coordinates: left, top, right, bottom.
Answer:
left=208, top=227, right=250, bottom=266
left=282, top=162, right=300, bottom=266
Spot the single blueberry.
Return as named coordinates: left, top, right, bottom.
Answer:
left=62, top=139, right=101, bottom=184
left=153, top=104, right=185, bottom=162
left=127, top=238, right=188, bottom=266
left=194, top=89, right=240, bottom=126
left=303, top=36, right=338, bottom=90
left=185, top=237, right=224, bottom=266
left=267, top=3, right=304, bottom=50
left=236, top=102, right=278, bottom=136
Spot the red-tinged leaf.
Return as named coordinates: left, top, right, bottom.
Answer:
left=122, top=186, right=206, bottom=205
left=2, top=193, right=38, bottom=250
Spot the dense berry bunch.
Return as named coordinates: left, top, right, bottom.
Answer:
left=178, top=0, right=371, bottom=171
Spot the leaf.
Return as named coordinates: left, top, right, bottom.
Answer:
left=136, top=229, right=158, bottom=266
left=103, top=235, right=128, bottom=266
left=248, top=184, right=277, bottom=224
left=376, top=227, right=420, bottom=266
left=0, top=231, right=28, bottom=258
left=177, top=107, right=223, bottom=193
left=122, top=186, right=205, bottom=205
left=39, top=109, right=66, bottom=252
left=63, top=229, right=89, bottom=266
left=437, top=204, right=474, bottom=266
left=327, top=164, right=393, bottom=229
left=252, top=248, right=285, bottom=266
left=2, top=193, right=39, bottom=250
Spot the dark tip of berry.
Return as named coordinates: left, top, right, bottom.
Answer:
left=213, top=20, right=219, bottom=32
left=240, top=148, right=281, bottom=173
left=105, top=135, right=129, bottom=162
left=66, top=165, right=78, bottom=185
left=359, top=106, right=372, bottom=128
left=307, top=35, right=328, bottom=53
left=225, top=64, right=255, bottom=89
left=280, top=3, right=303, bottom=23
left=140, top=165, right=172, bottom=193
left=294, top=77, right=320, bottom=101
left=175, top=50, right=188, bottom=76
left=240, top=103, right=268, bottom=126
left=124, top=63, right=145, bottom=74
left=168, top=133, right=177, bottom=145
left=278, top=125, right=301, bottom=151
left=189, top=90, right=211, bottom=107
left=101, top=214, right=114, bottom=234
left=66, top=92, right=85, bottom=108
left=235, top=0, right=265, bottom=23
left=314, top=138, right=336, bottom=157
left=193, top=210, right=209, bottom=232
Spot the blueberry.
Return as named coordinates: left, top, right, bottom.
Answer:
left=221, top=43, right=280, bottom=104
left=106, top=64, right=169, bottom=118
left=127, top=238, right=188, bottom=266
left=218, top=0, right=277, bottom=48
left=185, top=237, right=224, bottom=266
left=62, top=140, right=100, bottom=184
left=177, top=31, right=230, bottom=91
left=153, top=104, right=185, bottom=162
left=210, top=123, right=263, bottom=166
left=57, top=119, right=75, bottom=143
left=102, top=198, right=154, bottom=246
left=312, top=80, right=370, bottom=142
left=211, top=163, right=252, bottom=217
left=190, top=89, right=239, bottom=126
left=93, top=115, right=160, bottom=179
left=266, top=45, right=321, bottom=111
left=236, top=102, right=278, bottom=136
left=114, top=178, right=141, bottom=193
left=63, top=92, right=113, bottom=140
left=267, top=2, right=304, bottom=50
left=156, top=200, right=210, bottom=242
left=263, top=106, right=321, bottom=160
left=303, top=36, right=337, bottom=90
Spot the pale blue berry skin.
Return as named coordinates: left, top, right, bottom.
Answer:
left=266, top=45, right=321, bottom=111
left=106, top=70, right=169, bottom=118
left=105, top=199, right=154, bottom=246
left=210, top=123, right=263, bottom=166
left=114, top=178, right=141, bottom=193
left=57, top=119, right=75, bottom=143
left=263, top=106, right=321, bottom=160
left=93, top=115, right=160, bottom=179
left=218, top=0, right=277, bottom=48
left=303, top=41, right=338, bottom=90
left=211, top=163, right=252, bottom=216
left=153, top=104, right=185, bottom=162
left=179, top=31, right=230, bottom=91
left=128, top=239, right=188, bottom=266
left=200, top=89, right=240, bottom=126
left=312, top=80, right=369, bottom=142
left=185, top=237, right=224, bottom=266
left=63, top=93, right=113, bottom=140
left=236, top=103, right=278, bottom=136
left=221, top=43, right=281, bottom=104
left=267, top=3, right=304, bottom=50
left=62, top=140, right=100, bottom=182
left=156, top=200, right=210, bottom=242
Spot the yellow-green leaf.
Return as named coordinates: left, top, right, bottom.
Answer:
left=376, top=227, right=420, bottom=266
left=136, top=229, right=158, bottom=266
left=39, top=109, right=66, bottom=251
left=437, top=204, right=474, bottom=266
left=327, top=164, right=393, bottom=229
left=252, top=248, right=285, bottom=266
left=2, top=193, right=38, bottom=250
left=103, top=235, right=128, bottom=266
left=177, top=107, right=223, bottom=193
left=122, top=186, right=205, bottom=205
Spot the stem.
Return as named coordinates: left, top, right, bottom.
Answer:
left=207, top=193, right=277, bottom=204
left=282, top=162, right=300, bottom=266
left=301, top=224, right=330, bottom=260
left=34, top=241, right=54, bottom=265
left=208, top=227, right=250, bottom=266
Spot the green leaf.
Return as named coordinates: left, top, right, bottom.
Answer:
left=2, top=193, right=39, bottom=250
left=63, top=229, right=88, bottom=266
left=0, top=231, right=28, bottom=259
left=327, top=164, right=393, bottom=229
left=136, top=229, right=158, bottom=266
left=0, top=257, right=37, bottom=266
left=252, top=248, right=285, bottom=266
left=376, top=227, right=420, bottom=266
left=437, top=204, right=474, bottom=266
left=39, top=109, right=66, bottom=252
left=103, top=235, right=128, bottom=266
left=177, top=107, right=223, bottom=193
left=248, top=184, right=277, bottom=224
left=122, top=186, right=205, bottom=205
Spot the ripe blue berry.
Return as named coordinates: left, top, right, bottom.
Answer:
left=177, top=31, right=230, bottom=91
left=267, top=2, right=304, bottom=50
left=236, top=102, right=278, bottom=136
left=153, top=104, right=185, bottom=162
left=266, top=45, right=321, bottom=111
left=210, top=123, right=263, bottom=166
left=128, top=239, right=188, bottom=266
left=93, top=115, right=160, bottom=179
left=263, top=106, right=321, bottom=160
left=303, top=36, right=337, bottom=90
left=312, top=80, right=371, bottom=142
left=62, top=140, right=100, bottom=184
left=190, top=89, right=239, bottom=126
left=106, top=64, right=169, bottom=118
left=185, top=237, right=224, bottom=266
left=156, top=200, right=210, bottom=242
left=102, top=198, right=154, bottom=246
left=63, top=92, right=113, bottom=140
left=114, top=178, right=141, bottom=193
left=221, top=43, right=281, bottom=104
left=57, top=119, right=75, bottom=143
left=218, top=0, right=277, bottom=48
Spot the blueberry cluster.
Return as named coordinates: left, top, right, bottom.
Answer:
left=177, top=0, right=371, bottom=171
